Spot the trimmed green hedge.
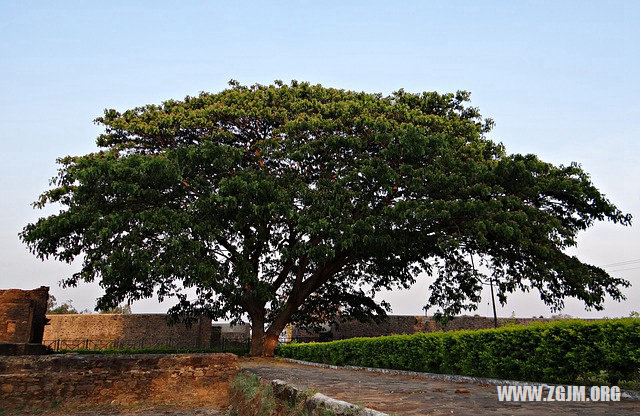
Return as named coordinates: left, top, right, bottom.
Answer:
left=276, top=319, right=640, bottom=385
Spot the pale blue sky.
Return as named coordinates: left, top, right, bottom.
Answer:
left=1, top=1, right=639, bottom=318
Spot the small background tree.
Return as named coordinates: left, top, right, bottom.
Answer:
left=98, top=304, right=132, bottom=314
left=47, top=295, right=81, bottom=315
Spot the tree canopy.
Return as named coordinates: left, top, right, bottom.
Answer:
left=21, top=81, right=631, bottom=355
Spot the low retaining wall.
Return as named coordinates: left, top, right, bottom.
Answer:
left=0, top=353, right=239, bottom=412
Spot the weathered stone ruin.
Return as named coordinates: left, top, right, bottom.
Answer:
left=0, top=286, right=50, bottom=355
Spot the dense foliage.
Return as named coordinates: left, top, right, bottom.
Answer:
left=276, top=319, right=640, bottom=384
left=21, top=81, right=631, bottom=355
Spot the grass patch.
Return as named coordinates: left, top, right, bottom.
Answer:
left=230, top=373, right=275, bottom=416
left=231, top=372, right=262, bottom=401
left=4, top=402, right=181, bottom=415
left=229, top=373, right=345, bottom=416
left=56, top=346, right=249, bottom=355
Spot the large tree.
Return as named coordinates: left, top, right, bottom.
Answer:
left=22, top=81, right=631, bottom=355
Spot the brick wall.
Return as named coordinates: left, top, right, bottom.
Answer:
left=44, top=314, right=213, bottom=349
left=0, top=287, right=49, bottom=344
left=0, top=353, right=238, bottom=412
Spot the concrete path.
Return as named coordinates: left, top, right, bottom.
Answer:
left=241, top=358, right=640, bottom=416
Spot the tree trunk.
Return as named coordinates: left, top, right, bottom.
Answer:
left=249, top=318, right=284, bottom=357
left=250, top=316, right=265, bottom=356
left=262, top=333, right=279, bottom=357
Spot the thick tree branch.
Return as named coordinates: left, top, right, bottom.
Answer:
left=266, top=251, right=351, bottom=337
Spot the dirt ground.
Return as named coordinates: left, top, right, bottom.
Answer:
left=55, top=411, right=223, bottom=416
left=10, top=405, right=226, bottom=416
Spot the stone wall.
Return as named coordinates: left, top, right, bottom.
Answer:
left=294, top=315, right=560, bottom=341
left=331, top=316, right=424, bottom=339
left=42, top=312, right=558, bottom=349
left=0, top=287, right=49, bottom=344
left=215, top=322, right=251, bottom=341
left=44, top=314, right=213, bottom=349
left=422, top=315, right=555, bottom=332
left=0, top=353, right=238, bottom=412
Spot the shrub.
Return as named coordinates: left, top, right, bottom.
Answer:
left=276, top=319, right=640, bottom=385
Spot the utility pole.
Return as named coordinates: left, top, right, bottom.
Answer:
left=489, top=275, right=498, bottom=328
left=469, top=253, right=499, bottom=328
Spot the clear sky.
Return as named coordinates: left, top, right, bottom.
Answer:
left=1, top=1, right=639, bottom=319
